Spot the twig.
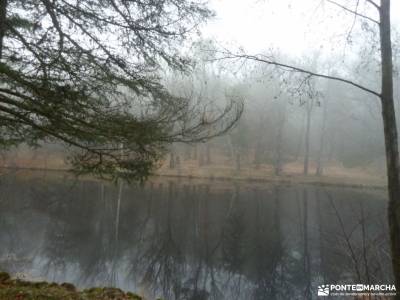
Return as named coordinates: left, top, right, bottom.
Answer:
left=326, top=0, right=379, bottom=24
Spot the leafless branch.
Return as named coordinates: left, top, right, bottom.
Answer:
left=212, top=53, right=381, bottom=98
left=326, top=0, right=379, bottom=24
left=366, top=0, right=380, bottom=11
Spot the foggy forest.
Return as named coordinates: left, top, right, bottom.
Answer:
left=0, top=0, right=400, bottom=299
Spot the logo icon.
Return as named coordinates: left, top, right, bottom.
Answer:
left=356, top=284, right=364, bottom=291
left=318, top=285, right=330, bottom=296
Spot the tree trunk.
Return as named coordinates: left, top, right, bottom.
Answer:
left=0, top=0, right=7, bottom=60
left=274, top=120, right=284, bottom=175
left=235, top=152, right=241, bottom=171
left=274, top=103, right=286, bottom=175
left=254, top=141, right=262, bottom=169
left=295, top=112, right=306, bottom=161
left=193, top=144, right=198, bottom=160
left=169, top=152, right=175, bottom=169
left=316, top=99, right=327, bottom=176
left=115, top=180, right=123, bottom=242
left=198, top=148, right=204, bottom=166
left=206, top=143, right=211, bottom=164
left=184, top=144, right=191, bottom=160
left=380, top=0, right=400, bottom=293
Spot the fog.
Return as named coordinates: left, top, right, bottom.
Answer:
left=4, top=0, right=397, bottom=181
left=1, top=0, right=399, bottom=299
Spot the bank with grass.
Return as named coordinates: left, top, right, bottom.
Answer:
left=0, top=272, right=149, bottom=300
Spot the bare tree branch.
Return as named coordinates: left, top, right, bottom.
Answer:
left=326, top=0, right=379, bottom=24
left=213, top=53, right=381, bottom=97
left=366, top=0, right=381, bottom=11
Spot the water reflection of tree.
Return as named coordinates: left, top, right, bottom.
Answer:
left=0, top=179, right=35, bottom=275
left=179, top=184, right=213, bottom=300
left=302, top=188, right=312, bottom=300
left=34, top=181, right=119, bottom=286
left=2, top=177, right=393, bottom=300
left=245, top=186, right=287, bottom=300
left=135, top=181, right=184, bottom=299
left=318, top=188, right=392, bottom=285
left=191, top=185, right=223, bottom=300
left=221, top=184, right=246, bottom=295
left=31, top=183, right=77, bottom=281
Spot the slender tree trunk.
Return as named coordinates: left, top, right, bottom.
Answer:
left=184, top=144, right=191, bottom=160
left=316, top=100, right=327, bottom=176
left=228, top=136, right=235, bottom=160
left=275, top=133, right=283, bottom=175
left=206, top=143, right=211, bottom=164
left=193, top=144, right=198, bottom=160
left=274, top=104, right=286, bottom=175
left=236, top=152, right=241, bottom=171
left=0, top=0, right=7, bottom=60
left=198, top=148, right=204, bottom=166
left=115, top=180, right=123, bottom=242
left=295, top=112, right=306, bottom=161
left=254, top=141, right=262, bottom=169
left=379, top=0, right=400, bottom=293
left=169, top=152, right=175, bottom=169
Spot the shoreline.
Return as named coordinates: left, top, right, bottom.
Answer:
left=0, top=166, right=387, bottom=191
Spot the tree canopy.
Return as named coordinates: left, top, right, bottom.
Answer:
left=0, top=0, right=242, bottom=180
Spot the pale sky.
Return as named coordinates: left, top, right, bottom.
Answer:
left=202, top=0, right=400, bottom=57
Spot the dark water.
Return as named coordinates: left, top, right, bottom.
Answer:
left=0, top=172, right=392, bottom=299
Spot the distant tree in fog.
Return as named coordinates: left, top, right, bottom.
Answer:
left=217, top=0, right=400, bottom=290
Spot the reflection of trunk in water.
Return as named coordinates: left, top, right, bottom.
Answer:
left=42, top=220, right=68, bottom=282
left=302, top=189, right=312, bottom=300
left=136, top=182, right=154, bottom=244
left=3, top=178, right=393, bottom=300
left=250, top=186, right=284, bottom=300
left=187, top=184, right=204, bottom=299
left=221, top=184, right=244, bottom=297
left=75, top=182, right=112, bottom=286
left=139, top=181, right=184, bottom=300
left=272, top=186, right=283, bottom=297
left=323, top=189, right=362, bottom=281
left=182, top=184, right=225, bottom=300
left=110, top=180, right=123, bottom=287
left=318, top=189, right=389, bottom=285
left=359, top=201, right=371, bottom=285
left=202, top=185, right=222, bottom=299
left=315, top=188, right=327, bottom=283
left=115, top=180, right=123, bottom=242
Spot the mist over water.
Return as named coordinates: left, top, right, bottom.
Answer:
left=1, top=0, right=400, bottom=298
left=0, top=173, right=391, bottom=300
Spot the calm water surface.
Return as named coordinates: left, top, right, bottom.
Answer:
left=0, top=172, right=392, bottom=299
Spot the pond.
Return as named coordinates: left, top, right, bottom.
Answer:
left=0, top=171, right=392, bottom=299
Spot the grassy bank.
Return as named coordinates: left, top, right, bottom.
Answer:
left=0, top=272, right=147, bottom=300
left=0, top=148, right=388, bottom=190
left=1, top=165, right=387, bottom=192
